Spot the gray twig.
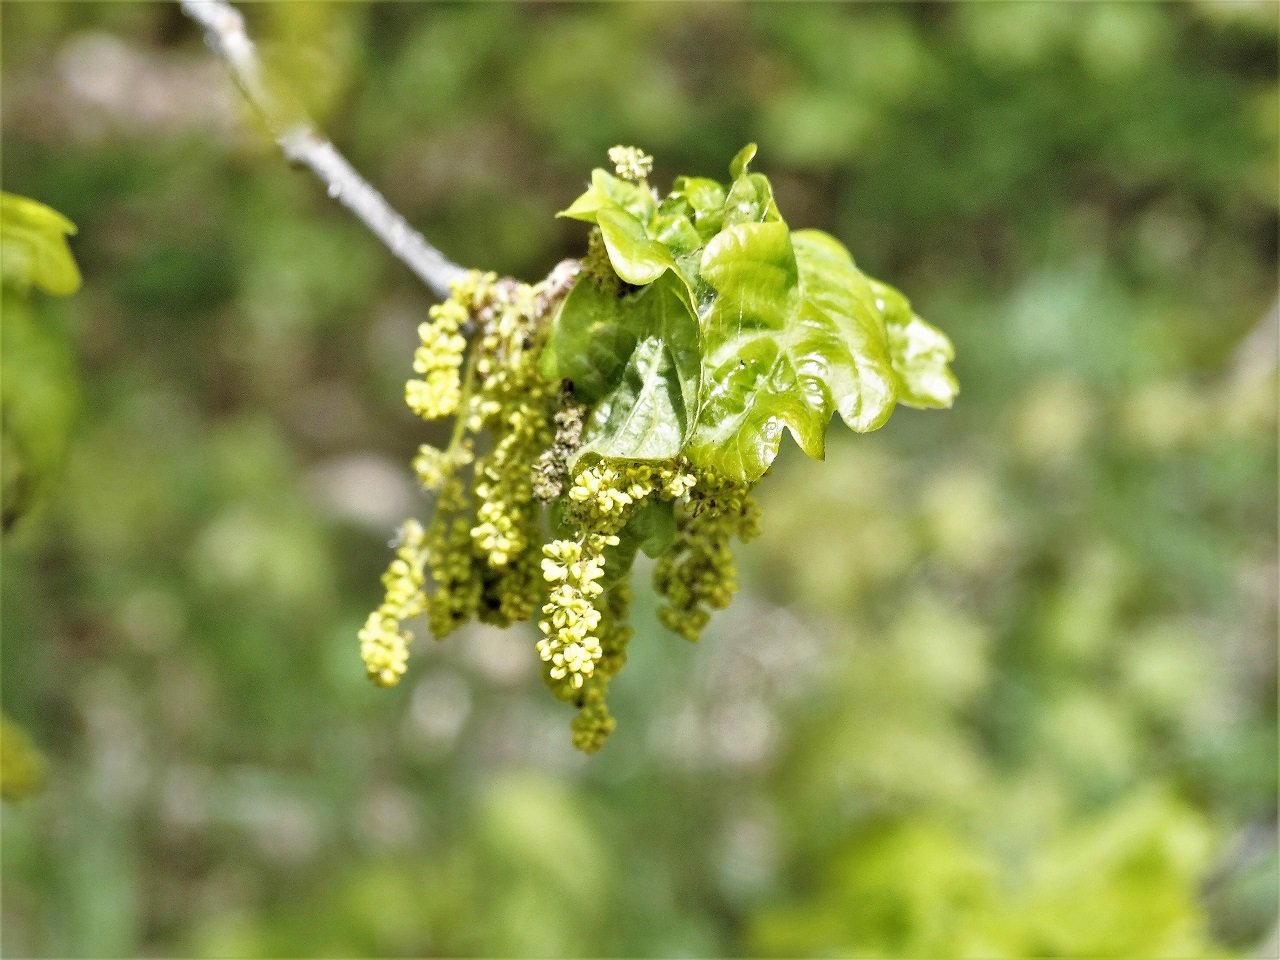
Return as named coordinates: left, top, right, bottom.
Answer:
left=179, top=0, right=468, bottom=300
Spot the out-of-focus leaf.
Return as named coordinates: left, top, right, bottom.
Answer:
left=1, top=298, right=78, bottom=529
left=1, top=192, right=81, bottom=296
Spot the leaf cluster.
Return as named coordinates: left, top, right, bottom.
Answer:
left=541, top=145, right=958, bottom=482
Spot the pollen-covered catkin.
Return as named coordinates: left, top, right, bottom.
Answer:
left=654, top=469, right=760, bottom=643
left=404, top=277, right=485, bottom=421
left=537, top=459, right=695, bottom=746
left=359, top=519, right=429, bottom=686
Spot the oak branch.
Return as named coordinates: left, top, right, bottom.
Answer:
left=179, top=0, right=469, bottom=300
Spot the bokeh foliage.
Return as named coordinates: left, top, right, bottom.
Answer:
left=2, top=3, right=1276, bottom=956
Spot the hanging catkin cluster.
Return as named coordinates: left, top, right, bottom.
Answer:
left=361, top=265, right=751, bottom=752
left=361, top=145, right=957, bottom=752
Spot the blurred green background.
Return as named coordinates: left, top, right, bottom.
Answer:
left=2, top=3, right=1277, bottom=956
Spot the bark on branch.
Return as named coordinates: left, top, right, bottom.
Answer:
left=179, top=0, right=468, bottom=300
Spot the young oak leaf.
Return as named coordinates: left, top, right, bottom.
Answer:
left=684, top=222, right=903, bottom=482
left=722, top=144, right=782, bottom=228
left=594, top=207, right=679, bottom=288
left=542, top=271, right=700, bottom=465
left=559, top=167, right=657, bottom=223
left=791, top=223, right=955, bottom=408
left=867, top=276, right=959, bottom=409
left=560, top=172, right=705, bottom=296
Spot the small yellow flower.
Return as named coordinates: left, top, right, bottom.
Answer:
left=608, top=145, right=654, bottom=183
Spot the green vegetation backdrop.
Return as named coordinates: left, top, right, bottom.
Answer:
left=2, top=3, right=1277, bottom=956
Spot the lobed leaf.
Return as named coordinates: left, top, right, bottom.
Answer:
left=686, top=223, right=904, bottom=482
left=868, top=277, right=959, bottom=409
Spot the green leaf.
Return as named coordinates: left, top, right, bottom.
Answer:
left=595, top=208, right=679, bottom=287
left=669, top=176, right=726, bottom=241
left=546, top=272, right=700, bottom=464
left=729, top=143, right=758, bottom=179
left=686, top=223, right=902, bottom=482
left=867, top=277, right=958, bottom=409
left=686, top=222, right=824, bottom=479
left=722, top=143, right=781, bottom=228
left=1, top=298, right=79, bottom=528
left=539, top=277, right=639, bottom=405
left=630, top=498, right=677, bottom=558
left=722, top=171, right=781, bottom=228
left=0, top=192, right=81, bottom=296
left=558, top=168, right=656, bottom=224
left=791, top=230, right=899, bottom=431
left=648, top=207, right=703, bottom=258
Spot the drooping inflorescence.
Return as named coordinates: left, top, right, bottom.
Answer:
left=362, top=146, right=957, bottom=752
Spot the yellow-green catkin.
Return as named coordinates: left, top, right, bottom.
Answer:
left=425, top=476, right=485, bottom=639
left=361, top=273, right=494, bottom=682
left=654, top=469, right=761, bottom=643
left=568, top=583, right=632, bottom=754
left=408, top=271, right=494, bottom=488
left=359, top=519, right=429, bottom=686
left=405, top=280, right=474, bottom=422
left=361, top=268, right=577, bottom=679
left=539, top=459, right=695, bottom=749
left=467, top=280, right=559, bottom=624
left=538, top=532, right=617, bottom=693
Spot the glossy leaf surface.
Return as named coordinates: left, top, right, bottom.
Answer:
left=543, top=272, right=700, bottom=465
left=686, top=223, right=903, bottom=480
left=868, top=277, right=959, bottom=409
left=549, top=147, right=957, bottom=481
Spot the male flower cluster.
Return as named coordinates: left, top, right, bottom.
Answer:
left=537, top=534, right=617, bottom=691
left=607, top=144, right=653, bottom=183
left=654, top=471, right=761, bottom=643
left=358, top=519, right=428, bottom=686
left=405, top=294, right=469, bottom=421
left=537, top=459, right=697, bottom=707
